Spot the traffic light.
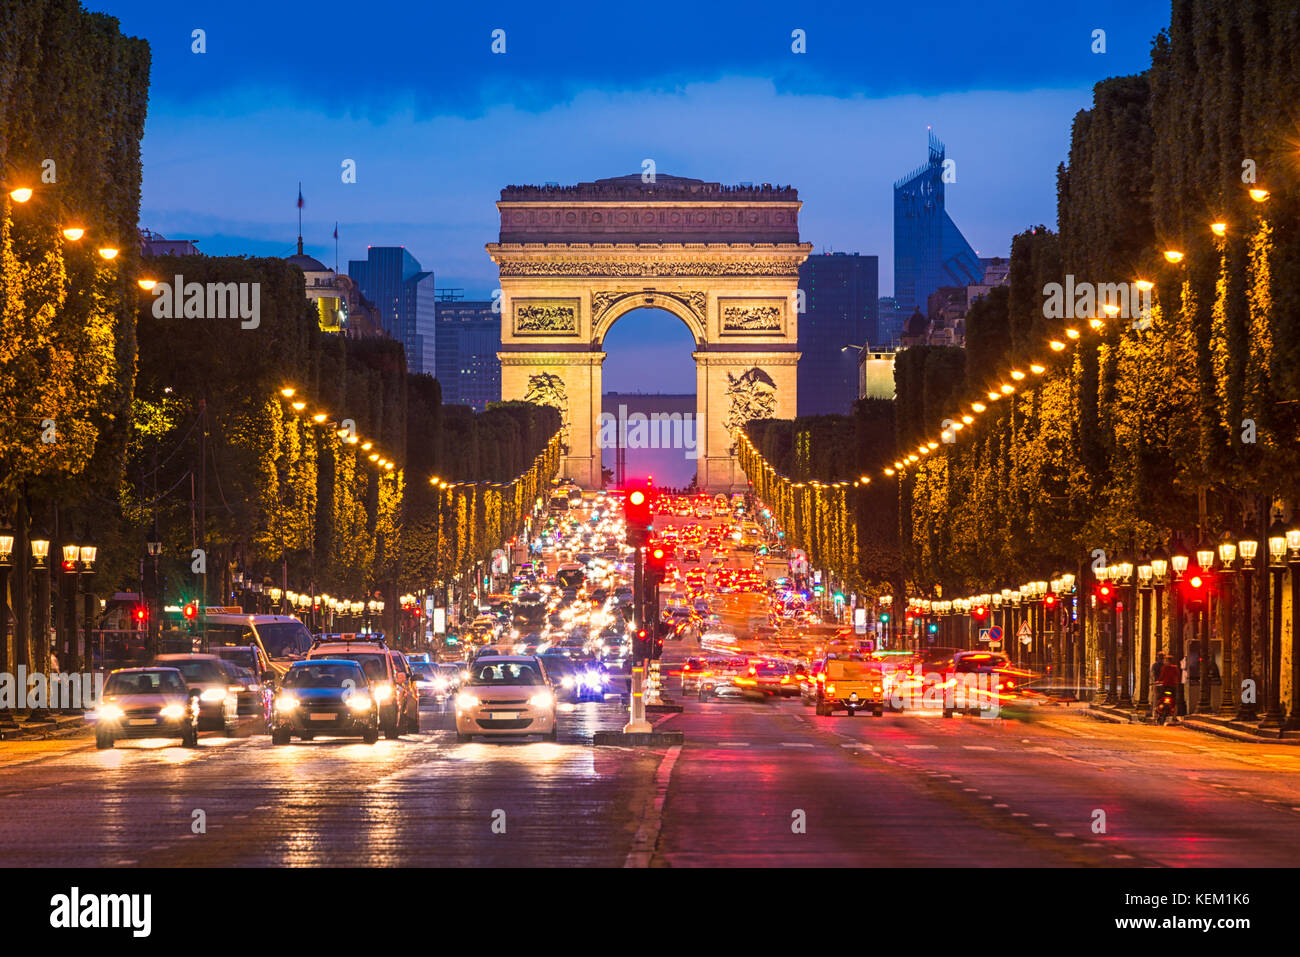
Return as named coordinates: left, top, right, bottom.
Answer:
left=133, top=606, right=148, bottom=627
left=182, top=601, right=198, bottom=622
left=652, top=621, right=669, bottom=659
left=972, top=604, right=988, bottom=621
left=927, top=622, right=938, bottom=635
left=632, top=628, right=652, bottom=659
left=880, top=612, right=890, bottom=624
left=1096, top=582, right=1113, bottom=605
left=1044, top=594, right=1057, bottom=610
left=1185, top=573, right=1208, bottom=610
left=625, top=487, right=652, bottom=547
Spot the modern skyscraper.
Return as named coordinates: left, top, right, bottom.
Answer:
left=433, top=298, right=502, bottom=412
left=893, top=132, right=984, bottom=317
left=796, top=252, right=879, bottom=416
left=347, top=246, right=436, bottom=374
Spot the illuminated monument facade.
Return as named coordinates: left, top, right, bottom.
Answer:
left=488, top=174, right=812, bottom=490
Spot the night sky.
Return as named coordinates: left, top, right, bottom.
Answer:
left=97, top=0, right=1170, bottom=432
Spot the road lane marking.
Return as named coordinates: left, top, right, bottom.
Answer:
left=716, top=742, right=749, bottom=748
left=781, top=742, right=814, bottom=748
left=962, top=745, right=996, bottom=751
left=841, top=742, right=874, bottom=750
left=905, top=744, right=937, bottom=750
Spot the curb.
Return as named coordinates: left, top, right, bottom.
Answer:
left=0, top=715, right=88, bottom=741
left=1083, top=705, right=1137, bottom=724
left=593, top=731, right=685, bottom=746
left=1180, top=716, right=1300, bottom=745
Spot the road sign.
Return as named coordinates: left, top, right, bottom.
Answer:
left=987, top=624, right=1003, bottom=643
left=978, top=628, right=991, bottom=643
left=1018, top=621, right=1032, bottom=645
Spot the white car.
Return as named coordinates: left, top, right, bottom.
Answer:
left=455, top=655, right=557, bottom=742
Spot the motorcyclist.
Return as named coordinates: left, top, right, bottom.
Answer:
left=1156, top=654, right=1182, bottom=724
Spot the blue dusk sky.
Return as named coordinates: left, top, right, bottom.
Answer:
left=97, top=0, right=1170, bottom=408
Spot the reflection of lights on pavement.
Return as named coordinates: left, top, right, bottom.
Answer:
left=557, top=702, right=577, bottom=713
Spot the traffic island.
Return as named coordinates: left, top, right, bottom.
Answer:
left=593, top=730, right=684, bottom=746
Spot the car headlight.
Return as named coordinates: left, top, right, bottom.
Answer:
left=346, top=694, right=373, bottom=713
left=199, top=687, right=228, bottom=703
left=561, top=675, right=575, bottom=688
left=455, top=692, right=480, bottom=710
left=372, top=682, right=393, bottom=703
left=160, top=704, right=186, bottom=720
left=529, top=691, right=555, bottom=708
left=275, top=694, right=299, bottom=712
left=98, top=703, right=124, bottom=721
left=432, top=677, right=448, bottom=690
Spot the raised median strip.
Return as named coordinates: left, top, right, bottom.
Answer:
left=593, top=730, right=685, bottom=746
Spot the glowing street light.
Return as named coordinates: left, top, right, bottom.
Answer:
left=9, top=187, right=32, bottom=203
left=61, top=227, right=84, bottom=241
left=137, top=278, right=157, bottom=291
left=1163, top=249, right=1184, bottom=264
left=97, top=247, right=119, bottom=260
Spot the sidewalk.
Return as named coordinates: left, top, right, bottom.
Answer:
left=1085, top=701, right=1300, bottom=744
left=0, top=712, right=89, bottom=741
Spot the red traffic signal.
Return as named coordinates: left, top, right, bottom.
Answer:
left=182, top=601, right=198, bottom=621
left=972, top=604, right=988, bottom=621
left=1185, top=573, right=1209, bottom=608
left=1096, top=583, right=1113, bottom=604
left=1044, top=594, right=1057, bottom=608
left=133, top=606, right=148, bottom=623
left=625, top=486, right=653, bottom=546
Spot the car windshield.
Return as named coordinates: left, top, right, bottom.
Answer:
left=165, top=659, right=227, bottom=684
left=106, top=670, right=187, bottom=696
left=468, top=661, right=545, bottom=686
left=319, top=653, right=389, bottom=682
left=410, top=662, right=436, bottom=678
left=215, top=648, right=256, bottom=670
left=255, top=622, right=313, bottom=658
left=284, top=663, right=365, bottom=689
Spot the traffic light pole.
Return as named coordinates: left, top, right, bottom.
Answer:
left=624, top=544, right=651, bottom=734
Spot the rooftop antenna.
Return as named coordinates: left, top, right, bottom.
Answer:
left=296, top=183, right=304, bottom=255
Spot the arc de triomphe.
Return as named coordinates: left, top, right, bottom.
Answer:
left=488, top=174, right=811, bottom=491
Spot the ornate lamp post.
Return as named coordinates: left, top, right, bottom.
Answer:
left=59, top=542, right=79, bottom=675
left=1286, top=520, right=1300, bottom=730
left=1261, top=518, right=1288, bottom=728
left=1216, top=530, right=1237, bottom=716
left=1137, top=559, right=1153, bottom=709
left=146, top=538, right=162, bottom=660
left=1195, top=536, right=1216, bottom=713
left=1169, top=538, right=1189, bottom=716
left=1112, top=560, right=1134, bottom=706
left=1236, top=530, right=1259, bottom=720
left=29, top=529, right=51, bottom=718
left=79, top=541, right=97, bottom=674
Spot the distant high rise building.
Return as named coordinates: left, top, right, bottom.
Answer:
left=893, top=132, right=984, bottom=317
left=796, top=252, right=879, bottom=416
left=348, top=246, right=436, bottom=374
left=434, top=298, right=502, bottom=412
left=876, top=296, right=906, bottom=349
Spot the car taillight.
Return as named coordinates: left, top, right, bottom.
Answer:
left=826, top=684, right=835, bottom=695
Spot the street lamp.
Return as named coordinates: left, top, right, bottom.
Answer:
left=1215, top=529, right=1239, bottom=717
left=1262, top=518, right=1288, bottom=727
left=0, top=527, right=13, bottom=678
left=1286, top=517, right=1300, bottom=730
left=1236, top=530, right=1259, bottom=720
